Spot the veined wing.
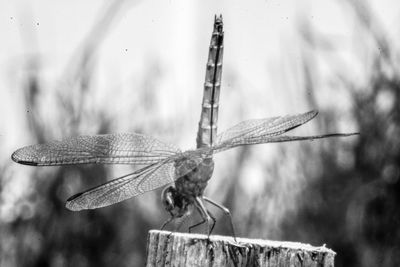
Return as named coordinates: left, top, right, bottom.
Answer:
left=66, top=152, right=207, bottom=211
left=213, top=110, right=358, bottom=152
left=216, top=110, right=318, bottom=146
left=12, top=133, right=180, bottom=166
left=66, top=161, right=174, bottom=211
left=214, top=133, right=359, bottom=153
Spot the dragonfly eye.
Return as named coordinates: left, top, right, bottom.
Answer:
left=161, top=186, right=176, bottom=212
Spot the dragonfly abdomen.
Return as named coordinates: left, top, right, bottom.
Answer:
left=196, top=15, right=224, bottom=149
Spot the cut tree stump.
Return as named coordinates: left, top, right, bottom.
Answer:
left=146, top=230, right=335, bottom=267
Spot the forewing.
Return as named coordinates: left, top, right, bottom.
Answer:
left=215, top=111, right=317, bottom=148
left=11, top=133, right=180, bottom=166
left=215, top=133, right=359, bottom=152
left=214, top=110, right=358, bottom=153
left=66, top=161, right=176, bottom=211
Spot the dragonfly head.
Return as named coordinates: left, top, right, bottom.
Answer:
left=161, top=186, right=189, bottom=218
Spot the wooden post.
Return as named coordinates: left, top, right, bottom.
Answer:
left=146, top=230, right=335, bottom=267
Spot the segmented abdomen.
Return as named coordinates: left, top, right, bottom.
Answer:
left=196, top=15, right=224, bottom=149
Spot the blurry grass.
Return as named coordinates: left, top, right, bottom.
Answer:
left=279, top=1, right=399, bottom=267
left=1, top=1, right=399, bottom=267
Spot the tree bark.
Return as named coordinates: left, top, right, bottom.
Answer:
left=146, top=230, right=335, bottom=267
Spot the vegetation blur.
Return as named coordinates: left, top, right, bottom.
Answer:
left=1, top=1, right=399, bottom=266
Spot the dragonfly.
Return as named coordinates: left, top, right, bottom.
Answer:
left=11, top=15, right=358, bottom=237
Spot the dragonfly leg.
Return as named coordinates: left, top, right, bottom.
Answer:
left=188, top=209, right=216, bottom=235
left=188, top=218, right=206, bottom=233
left=174, top=212, right=190, bottom=231
left=189, top=197, right=215, bottom=236
left=207, top=209, right=217, bottom=236
left=203, top=196, right=237, bottom=241
left=161, top=210, right=191, bottom=231
left=160, top=217, right=174, bottom=230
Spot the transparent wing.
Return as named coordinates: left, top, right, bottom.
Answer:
left=215, top=110, right=317, bottom=147
left=11, top=133, right=180, bottom=166
left=214, top=110, right=358, bottom=152
left=214, top=133, right=359, bottom=153
left=65, top=161, right=176, bottom=211
left=66, top=151, right=208, bottom=211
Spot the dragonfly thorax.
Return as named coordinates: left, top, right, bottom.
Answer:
left=174, top=157, right=214, bottom=197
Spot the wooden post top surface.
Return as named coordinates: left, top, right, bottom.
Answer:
left=146, top=230, right=335, bottom=267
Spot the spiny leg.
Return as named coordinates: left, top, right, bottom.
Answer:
left=189, top=208, right=217, bottom=233
left=174, top=212, right=190, bottom=231
left=203, top=196, right=237, bottom=241
left=208, top=209, right=217, bottom=236
left=161, top=212, right=190, bottom=231
left=189, top=197, right=215, bottom=236
left=160, top=216, right=174, bottom=230
left=188, top=217, right=206, bottom=233
left=188, top=200, right=208, bottom=233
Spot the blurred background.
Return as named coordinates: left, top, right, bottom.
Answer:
left=1, top=0, right=399, bottom=266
